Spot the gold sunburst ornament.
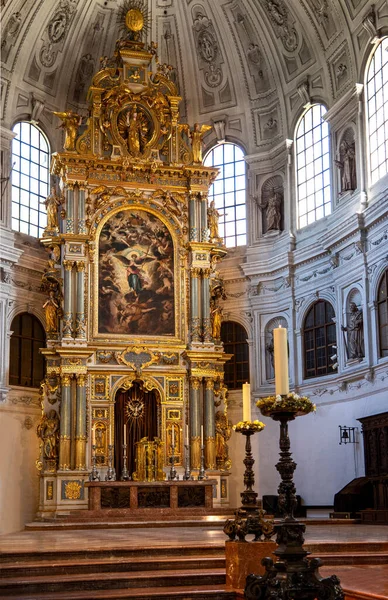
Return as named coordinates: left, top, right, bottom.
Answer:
left=126, top=8, right=143, bottom=32
left=117, top=1, right=150, bottom=40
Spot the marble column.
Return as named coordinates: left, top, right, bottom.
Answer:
left=75, top=261, right=86, bottom=339
left=189, top=376, right=201, bottom=469
left=75, top=374, right=87, bottom=470
left=62, top=261, right=74, bottom=339
left=204, top=377, right=216, bottom=469
left=356, top=83, right=368, bottom=210
left=65, top=185, right=74, bottom=234
left=59, top=374, right=72, bottom=470
left=200, top=193, right=209, bottom=242
left=78, top=186, right=86, bottom=234
left=190, top=268, right=201, bottom=342
left=189, top=192, right=199, bottom=242
left=201, top=268, right=212, bottom=342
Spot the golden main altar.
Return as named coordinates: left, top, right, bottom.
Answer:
left=36, top=3, right=232, bottom=516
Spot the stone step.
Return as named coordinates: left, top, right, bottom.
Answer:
left=0, top=567, right=227, bottom=596
left=310, top=552, right=388, bottom=565
left=0, top=543, right=225, bottom=563
left=25, top=517, right=229, bottom=531
left=0, top=583, right=237, bottom=600
left=0, top=555, right=226, bottom=578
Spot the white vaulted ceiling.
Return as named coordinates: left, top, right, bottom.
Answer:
left=0, top=0, right=379, bottom=153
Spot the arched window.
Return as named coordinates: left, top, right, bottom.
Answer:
left=303, top=300, right=337, bottom=379
left=295, top=104, right=331, bottom=229
left=9, top=313, right=45, bottom=388
left=377, top=268, right=388, bottom=357
left=221, top=321, right=249, bottom=389
left=204, top=143, right=246, bottom=247
left=366, top=37, right=388, bottom=185
left=11, top=122, right=49, bottom=237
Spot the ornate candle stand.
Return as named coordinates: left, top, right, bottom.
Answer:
left=105, top=444, right=116, bottom=481
left=120, top=443, right=131, bottom=481
left=197, top=442, right=206, bottom=480
left=183, top=443, right=193, bottom=480
left=224, top=421, right=274, bottom=542
left=245, top=395, right=343, bottom=600
left=168, top=443, right=179, bottom=480
left=89, top=444, right=101, bottom=482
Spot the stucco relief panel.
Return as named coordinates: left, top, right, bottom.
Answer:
left=191, top=4, right=235, bottom=112
left=24, top=0, right=78, bottom=93
left=156, top=15, right=187, bottom=118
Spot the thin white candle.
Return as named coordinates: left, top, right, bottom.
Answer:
left=171, top=424, right=175, bottom=447
left=242, top=383, right=251, bottom=421
left=92, top=427, right=95, bottom=446
left=201, top=425, right=204, bottom=446
left=273, top=325, right=289, bottom=395
left=123, top=424, right=127, bottom=446
left=186, top=424, right=189, bottom=446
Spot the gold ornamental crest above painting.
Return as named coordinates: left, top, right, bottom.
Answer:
left=92, top=203, right=185, bottom=343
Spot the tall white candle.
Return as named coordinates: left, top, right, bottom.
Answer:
left=123, top=424, right=127, bottom=446
left=171, top=424, right=175, bottom=447
left=92, top=427, right=95, bottom=446
left=201, top=425, right=204, bottom=445
left=186, top=424, right=189, bottom=446
left=242, top=383, right=251, bottom=421
left=273, top=325, right=289, bottom=395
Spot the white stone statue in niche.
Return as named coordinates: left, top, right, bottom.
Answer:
left=341, top=302, right=364, bottom=360
left=257, top=186, right=283, bottom=233
left=335, top=136, right=357, bottom=193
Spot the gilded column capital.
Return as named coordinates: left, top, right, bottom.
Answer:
left=205, top=378, right=215, bottom=390
left=61, top=374, right=72, bottom=387
left=201, top=268, right=211, bottom=278
left=63, top=260, right=74, bottom=271
left=76, top=374, right=87, bottom=386
left=75, top=261, right=86, bottom=272
left=191, top=267, right=201, bottom=278
left=66, top=183, right=75, bottom=191
left=190, top=376, right=201, bottom=390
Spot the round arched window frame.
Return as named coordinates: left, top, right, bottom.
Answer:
left=9, top=313, right=46, bottom=388
left=303, top=300, right=337, bottom=379
left=11, top=121, right=50, bottom=237
left=377, top=268, right=388, bottom=358
left=204, top=142, right=247, bottom=248
left=221, top=321, right=249, bottom=389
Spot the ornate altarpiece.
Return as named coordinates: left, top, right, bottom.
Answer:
left=36, top=10, right=231, bottom=515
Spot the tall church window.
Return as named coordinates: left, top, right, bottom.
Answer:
left=9, top=313, right=45, bottom=388
left=221, top=321, right=249, bottom=389
left=295, top=104, right=331, bottom=228
left=366, top=37, right=388, bottom=185
left=303, top=300, right=337, bottom=379
left=204, top=143, right=246, bottom=247
left=11, top=122, right=49, bottom=237
left=377, top=268, right=388, bottom=357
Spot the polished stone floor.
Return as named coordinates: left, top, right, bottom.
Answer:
left=1, top=523, right=388, bottom=553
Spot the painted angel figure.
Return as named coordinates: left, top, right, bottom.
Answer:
left=190, top=123, right=212, bottom=163
left=53, top=111, right=82, bottom=151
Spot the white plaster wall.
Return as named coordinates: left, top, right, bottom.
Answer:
left=0, top=402, right=40, bottom=534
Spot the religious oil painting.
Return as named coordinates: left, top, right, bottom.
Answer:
left=98, top=209, right=175, bottom=336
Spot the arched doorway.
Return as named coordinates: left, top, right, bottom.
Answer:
left=114, top=381, right=159, bottom=479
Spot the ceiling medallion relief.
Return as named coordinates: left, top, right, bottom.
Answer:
left=191, top=5, right=234, bottom=111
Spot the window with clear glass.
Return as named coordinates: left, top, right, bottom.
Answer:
left=11, top=122, right=49, bottom=237
left=221, top=321, right=249, bottom=389
left=204, top=143, right=246, bottom=248
left=9, top=313, right=46, bottom=388
left=295, top=104, right=331, bottom=229
left=366, top=37, right=388, bottom=185
left=377, top=268, right=388, bottom=357
left=303, top=300, right=337, bottom=379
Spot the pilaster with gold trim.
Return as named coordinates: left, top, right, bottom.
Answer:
left=202, top=267, right=212, bottom=342
left=189, top=192, right=199, bottom=242
left=204, top=377, right=216, bottom=469
left=65, top=184, right=75, bottom=234
left=59, top=373, right=72, bottom=470
left=78, top=185, right=87, bottom=234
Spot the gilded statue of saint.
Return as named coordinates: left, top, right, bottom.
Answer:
left=43, top=290, right=60, bottom=334
left=190, top=123, right=212, bottom=163
left=215, top=411, right=232, bottom=471
left=211, top=302, right=223, bottom=340
left=37, top=409, right=59, bottom=460
left=53, top=111, right=82, bottom=151
left=41, top=187, right=61, bottom=231
left=208, top=200, right=224, bottom=243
